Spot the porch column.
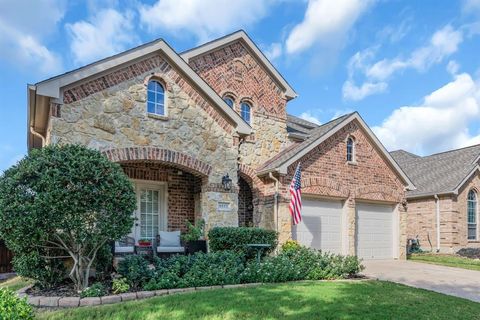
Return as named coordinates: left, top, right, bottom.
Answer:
left=200, top=179, right=239, bottom=232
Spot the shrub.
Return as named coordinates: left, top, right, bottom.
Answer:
left=117, top=255, right=153, bottom=290
left=208, top=227, right=277, bottom=259
left=0, top=145, right=136, bottom=291
left=12, top=251, right=66, bottom=289
left=281, top=240, right=301, bottom=253
left=112, top=278, right=130, bottom=294
left=181, top=219, right=205, bottom=242
left=80, top=282, right=107, bottom=298
left=0, top=288, right=34, bottom=320
left=94, top=243, right=114, bottom=281
left=457, top=248, right=480, bottom=259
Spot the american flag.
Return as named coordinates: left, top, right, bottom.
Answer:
left=289, top=163, right=302, bottom=225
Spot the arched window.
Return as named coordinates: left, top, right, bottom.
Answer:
left=223, top=96, right=234, bottom=108
left=346, top=137, right=354, bottom=162
left=147, top=80, right=165, bottom=116
left=468, top=190, right=477, bottom=240
left=240, top=102, right=251, bottom=124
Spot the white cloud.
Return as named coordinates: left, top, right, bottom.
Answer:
left=372, top=73, right=480, bottom=155
left=0, top=0, right=65, bottom=75
left=139, top=0, right=274, bottom=42
left=463, top=0, right=480, bottom=14
left=447, top=60, right=460, bottom=75
left=344, top=25, right=464, bottom=101
left=66, top=9, right=138, bottom=65
left=285, top=0, right=375, bottom=55
left=263, top=42, right=282, bottom=61
left=299, top=112, right=322, bottom=125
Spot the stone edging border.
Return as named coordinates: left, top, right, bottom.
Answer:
left=18, top=278, right=374, bottom=308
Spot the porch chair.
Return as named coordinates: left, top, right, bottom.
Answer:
left=114, top=236, right=135, bottom=255
left=156, top=231, right=185, bottom=257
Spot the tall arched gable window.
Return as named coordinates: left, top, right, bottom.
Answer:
left=147, top=80, right=165, bottom=116
left=468, top=189, right=477, bottom=240
left=346, top=137, right=355, bottom=162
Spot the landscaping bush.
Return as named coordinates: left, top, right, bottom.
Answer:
left=143, top=251, right=245, bottom=290
left=0, top=144, right=137, bottom=291
left=208, top=227, right=277, bottom=259
left=80, top=282, right=107, bottom=298
left=117, top=255, right=153, bottom=290
left=12, top=251, right=66, bottom=289
left=112, top=278, right=130, bottom=294
left=0, top=288, right=34, bottom=320
left=457, top=248, right=480, bottom=259
left=94, top=243, right=114, bottom=281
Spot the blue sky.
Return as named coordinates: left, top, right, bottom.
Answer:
left=1, top=0, right=480, bottom=172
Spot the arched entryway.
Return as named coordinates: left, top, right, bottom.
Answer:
left=238, top=176, right=254, bottom=227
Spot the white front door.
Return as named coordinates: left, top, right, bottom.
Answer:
left=135, top=182, right=167, bottom=243
left=356, top=202, right=394, bottom=260
left=293, top=198, right=343, bottom=254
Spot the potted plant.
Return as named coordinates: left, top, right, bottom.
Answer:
left=182, top=219, right=207, bottom=254
left=138, top=238, right=152, bottom=247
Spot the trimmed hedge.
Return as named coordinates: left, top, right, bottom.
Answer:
left=208, top=227, right=278, bottom=259
left=0, top=288, right=34, bottom=320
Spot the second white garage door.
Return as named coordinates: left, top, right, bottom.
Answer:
left=293, top=198, right=343, bottom=254
left=356, top=202, right=394, bottom=260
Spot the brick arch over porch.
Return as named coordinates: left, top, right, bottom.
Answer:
left=355, top=184, right=402, bottom=202
left=237, top=164, right=263, bottom=197
left=102, top=147, right=213, bottom=177
left=301, top=177, right=350, bottom=198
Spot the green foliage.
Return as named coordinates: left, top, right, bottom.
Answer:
left=143, top=251, right=245, bottom=290
left=12, top=251, right=66, bottom=289
left=117, top=255, right=153, bottom=290
left=181, top=219, right=205, bottom=242
left=0, top=144, right=137, bottom=290
left=112, top=278, right=130, bottom=294
left=80, top=282, right=107, bottom=298
left=94, top=243, right=114, bottom=281
left=0, top=288, right=34, bottom=320
left=208, top=227, right=278, bottom=259
left=281, top=240, right=301, bottom=252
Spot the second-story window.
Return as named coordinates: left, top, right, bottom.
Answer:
left=346, top=137, right=354, bottom=162
left=147, top=80, right=165, bottom=116
left=240, top=102, right=251, bottom=124
left=223, top=96, right=234, bottom=108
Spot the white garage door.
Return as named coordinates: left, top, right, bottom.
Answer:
left=356, top=202, right=394, bottom=260
left=293, top=198, right=343, bottom=254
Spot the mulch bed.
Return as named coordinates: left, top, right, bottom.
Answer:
left=27, top=279, right=113, bottom=297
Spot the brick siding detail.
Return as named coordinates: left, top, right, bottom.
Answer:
left=238, top=177, right=254, bottom=227
left=63, top=55, right=234, bottom=134
left=102, top=147, right=213, bottom=177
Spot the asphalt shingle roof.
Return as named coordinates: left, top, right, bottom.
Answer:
left=390, top=145, right=480, bottom=197
left=259, top=113, right=353, bottom=173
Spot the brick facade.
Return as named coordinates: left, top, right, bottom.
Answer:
left=408, top=171, right=480, bottom=253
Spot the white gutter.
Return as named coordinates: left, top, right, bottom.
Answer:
left=434, top=194, right=440, bottom=252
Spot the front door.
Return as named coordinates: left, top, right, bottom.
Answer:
left=136, top=184, right=167, bottom=242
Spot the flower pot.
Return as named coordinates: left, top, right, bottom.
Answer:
left=186, top=240, right=207, bottom=254
left=138, top=242, right=151, bottom=247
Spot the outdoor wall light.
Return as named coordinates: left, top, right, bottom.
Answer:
left=222, top=174, right=232, bottom=191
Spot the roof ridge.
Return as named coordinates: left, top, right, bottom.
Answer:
left=179, top=29, right=245, bottom=55
left=422, top=143, right=480, bottom=159
left=286, top=114, right=319, bottom=128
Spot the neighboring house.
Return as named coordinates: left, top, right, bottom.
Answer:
left=27, top=30, right=414, bottom=260
left=391, top=146, right=480, bottom=253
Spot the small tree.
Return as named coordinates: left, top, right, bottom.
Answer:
left=0, top=145, right=136, bottom=291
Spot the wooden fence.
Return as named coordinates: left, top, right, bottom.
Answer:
left=0, top=239, right=13, bottom=273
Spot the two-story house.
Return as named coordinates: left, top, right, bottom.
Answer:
left=27, top=31, right=414, bottom=260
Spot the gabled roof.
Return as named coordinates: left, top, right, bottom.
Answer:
left=28, top=37, right=253, bottom=148
left=258, top=112, right=415, bottom=189
left=391, top=144, right=480, bottom=198
left=180, top=30, right=297, bottom=100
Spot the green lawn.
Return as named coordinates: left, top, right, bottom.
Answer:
left=37, top=281, right=480, bottom=320
left=0, top=276, right=32, bottom=291
left=409, top=253, right=480, bottom=271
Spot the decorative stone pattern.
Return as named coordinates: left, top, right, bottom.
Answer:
left=188, top=41, right=289, bottom=168
left=408, top=172, right=480, bottom=253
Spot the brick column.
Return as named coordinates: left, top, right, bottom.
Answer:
left=398, top=200, right=408, bottom=260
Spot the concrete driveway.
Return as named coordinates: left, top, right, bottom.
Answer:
left=363, top=260, right=480, bottom=303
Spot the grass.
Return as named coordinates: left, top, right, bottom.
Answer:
left=409, top=253, right=480, bottom=271
left=36, top=281, right=480, bottom=320
left=0, top=276, right=32, bottom=291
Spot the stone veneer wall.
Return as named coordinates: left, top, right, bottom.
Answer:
left=187, top=41, right=290, bottom=169
left=276, top=120, right=407, bottom=257
left=47, top=53, right=241, bottom=230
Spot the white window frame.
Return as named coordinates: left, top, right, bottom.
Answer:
left=147, top=80, right=168, bottom=117
left=467, top=189, right=477, bottom=241
left=346, top=136, right=355, bottom=163
left=240, top=101, right=252, bottom=125
left=223, top=95, right=235, bottom=108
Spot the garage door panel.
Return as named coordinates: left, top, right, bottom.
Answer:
left=293, top=198, right=342, bottom=254
left=356, top=203, right=394, bottom=260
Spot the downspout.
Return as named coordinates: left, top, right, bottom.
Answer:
left=269, top=172, right=279, bottom=243
left=30, top=126, right=46, bottom=147
left=434, top=194, right=440, bottom=252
